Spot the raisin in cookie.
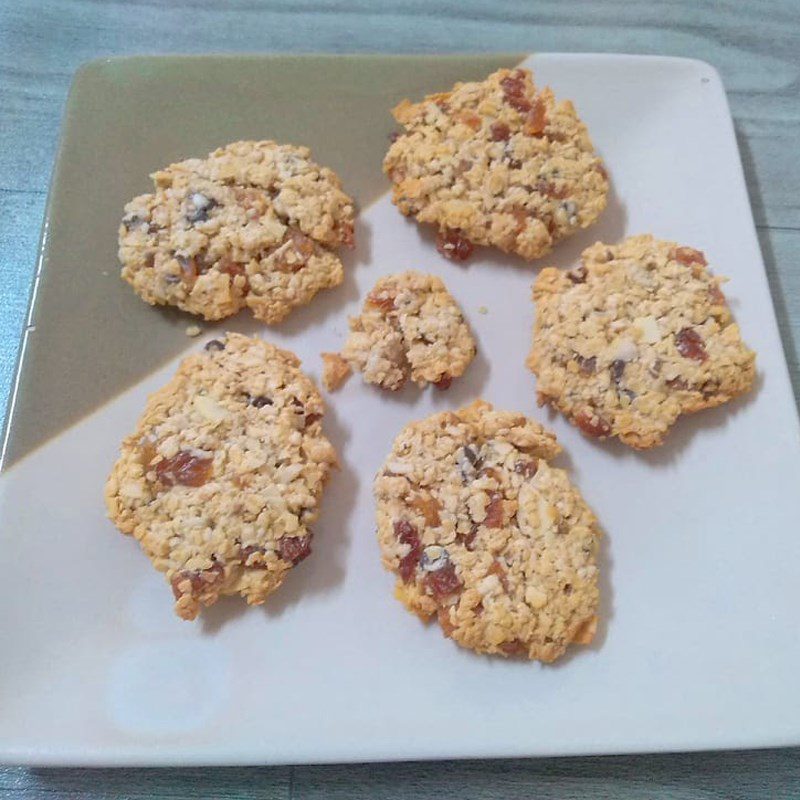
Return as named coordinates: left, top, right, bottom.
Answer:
left=105, top=333, right=337, bottom=620
left=528, top=235, right=756, bottom=449
left=383, top=68, right=608, bottom=263
left=339, top=271, right=476, bottom=391
left=119, top=140, right=355, bottom=323
left=374, top=400, right=600, bottom=662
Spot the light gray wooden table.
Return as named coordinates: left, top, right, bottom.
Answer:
left=1, top=1, right=798, bottom=797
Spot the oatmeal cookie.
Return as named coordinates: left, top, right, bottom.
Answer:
left=105, top=333, right=338, bottom=620
left=119, top=140, right=355, bottom=323
left=383, top=68, right=608, bottom=262
left=340, top=271, right=476, bottom=391
left=374, top=400, right=600, bottom=662
left=528, top=235, right=756, bottom=448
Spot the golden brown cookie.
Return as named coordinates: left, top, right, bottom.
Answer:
left=383, top=68, right=608, bottom=262
left=340, top=271, right=476, bottom=391
left=528, top=235, right=757, bottom=448
left=119, top=140, right=355, bottom=323
left=105, top=333, right=337, bottom=620
left=374, top=401, right=601, bottom=662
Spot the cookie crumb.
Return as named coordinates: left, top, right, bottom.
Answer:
left=185, top=325, right=202, bottom=337
left=321, top=352, right=351, bottom=391
left=478, top=305, right=488, bottom=315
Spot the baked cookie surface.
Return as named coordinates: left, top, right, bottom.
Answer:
left=119, top=140, right=355, bottom=323
left=374, top=400, right=600, bottom=662
left=383, top=68, right=608, bottom=262
left=528, top=235, right=756, bottom=449
left=105, top=333, right=337, bottom=620
left=340, top=271, right=476, bottom=391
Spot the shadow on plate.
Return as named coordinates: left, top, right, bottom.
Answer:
left=549, top=370, right=763, bottom=469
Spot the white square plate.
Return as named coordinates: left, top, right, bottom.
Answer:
left=1, top=54, right=799, bottom=766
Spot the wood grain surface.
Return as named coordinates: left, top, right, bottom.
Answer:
left=1, top=0, right=798, bottom=797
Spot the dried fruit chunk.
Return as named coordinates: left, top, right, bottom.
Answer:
left=277, top=534, right=312, bottom=565
left=177, top=255, right=199, bottom=286
left=487, top=559, right=510, bottom=593
left=423, top=561, right=463, bottom=599
left=366, top=290, right=396, bottom=312
left=395, top=520, right=422, bottom=582
left=514, top=459, right=538, bottom=479
left=575, top=410, right=611, bottom=439
left=459, top=111, right=482, bottom=130
left=436, top=228, right=474, bottom=261
left=408, top=493, right=442, bottom=527
left=675, top=327, right=708, bottom=362
left=672, top=247, right=707, bottom=266
left=535, top=181, right=568, bottom=199
left=483, top=492, right=505, bottom=527
left=576, top=354, right=596, bottom=375
left=489, top=121, right=511, bottom=141
left=155, top=450, right=213, bottom=487
left=523, top=98, right=547, bottom=135
left=170, top=562, right=225, bottom=601
left=709, top=284, right=727, bottom=306
left=610, top=359, right=626, bottom=384
left=500, top=70, right=532, bottom=112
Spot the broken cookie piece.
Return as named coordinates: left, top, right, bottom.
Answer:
left=339, top=271, right=476, bottom=391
